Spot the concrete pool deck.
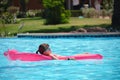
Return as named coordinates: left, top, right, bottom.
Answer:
left=17, top=32, right=120, bottom=38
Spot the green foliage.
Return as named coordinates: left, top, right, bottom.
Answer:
left=2, top=12, right=14, bottom=24
left=18, top=0, right=29, bottom=18
left=0, top=17, right=111, bottom=37
left=26, top=10, right=43, bottom=17
left=100, top=9, right=108, bottom=17
left=0, top=0, right=9, bottom=16
left=7, top=6, right=19, bottom=14
left=0, top=0, right=19, bottom=24
left=43, top=0, right=71, bottom=24
left=1, top=6, right=19, bottom=24
left=26, top=10, right=36, bottom=17
left=81, top=8, right=98, bottom=18
left=0, top=0, right=12, bottom=37
left=70, top=10, right=82, bottom=17
left=102, top=0, right=113, bottom=11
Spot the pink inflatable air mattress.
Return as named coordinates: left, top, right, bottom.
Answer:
left=4, top=50, right=103, bottom=61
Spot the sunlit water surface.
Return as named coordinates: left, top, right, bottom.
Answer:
left=0, top=37, right=120, bottom=80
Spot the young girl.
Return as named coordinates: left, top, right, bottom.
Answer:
left=36, top=43, right=59, bottom=60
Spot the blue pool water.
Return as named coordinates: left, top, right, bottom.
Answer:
left=0, top=37, right=120, bottom=80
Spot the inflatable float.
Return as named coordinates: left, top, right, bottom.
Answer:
left=4, top=49, right=103, bottom=61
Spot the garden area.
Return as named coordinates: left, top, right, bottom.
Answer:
left=0, top=17, right=111, bottom=37
left=0, top=0, right=119, bottom=37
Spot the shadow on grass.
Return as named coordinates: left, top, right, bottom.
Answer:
left=22, top=17, right=43, bottom=21
left=23, top=24, right=111, bottom=33
left=24, top=26, right=77, bottom=33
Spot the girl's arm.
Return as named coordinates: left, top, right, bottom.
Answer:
left=49, top=54, right=59, bottom=60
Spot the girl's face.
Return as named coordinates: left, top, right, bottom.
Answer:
left=43, top=50, right=51, bottom=56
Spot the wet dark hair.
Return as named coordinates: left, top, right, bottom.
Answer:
left=36, top=43, right=51, bottom=54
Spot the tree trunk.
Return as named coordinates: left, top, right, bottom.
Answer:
left=19, top=0, right=27, bottom=17
left=112, top=0, right=120, bottom=31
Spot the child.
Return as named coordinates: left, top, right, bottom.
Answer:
left=36, top=43, right=59, bottom=60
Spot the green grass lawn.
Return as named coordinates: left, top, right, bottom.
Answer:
left=0, top=17, right=111, bottom=36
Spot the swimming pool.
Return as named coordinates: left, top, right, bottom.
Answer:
left=0, top=37, right=120, bottom=80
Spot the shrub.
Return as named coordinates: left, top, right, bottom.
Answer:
left=100, top=9, right=107, bottom=18
left=26, top=10, right=36, bottom=17
left=17, top=12, right=26, bottom=18
left=43, top=0, right=71, bottom=24
left=26, top=10, right=43, bottom=17
left=2, top=12, right=14, bottom=24
left=35, top=10, right=44, bottom=17
left=101, top=0, right=113, bottom=18
left=107, top=9, right=113, bottom=18
left=70, top=10, right=82, bottom=17
left=81, top=8, right=98, bottom=18
left=6, top=6, right=19, bottom=23
left=102, top=0, right=113, bottom=11
left=7, top=6, right=19, bottom=14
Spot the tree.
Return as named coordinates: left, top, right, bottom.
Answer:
left=43, top=0, right=71, bottom=24
left=0, top=0, right=19, bottom=36
left=102, top=0, right=113, bottom=11
left=0, top=0, right=19, bottom=24
left=0, top=0, right=12, bottom=36
left=112, top=0, right=120, bottom=31
left=0, top=0, right=12, bottom=15
left=19, top=0, right=29, bottom=17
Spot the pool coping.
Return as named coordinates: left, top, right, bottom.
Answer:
left=17, top=32, right=120, bottom=38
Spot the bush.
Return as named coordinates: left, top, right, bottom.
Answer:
left=43, top=0, right=71, bottom=24
left=70, top=10, right=82, bottom=17
left=100, top=9, right=108, bottom=18
left=26, top=10, right=36, bottom=17
left=100, top=9, right=113, bottom=18
left=7, top=6, right=19, bottom=14
left=81, top=8, right=98, bottom=18
left=17, top=12, right=26, bottom=18
left=26, top=10, right=43, bottom=17
left=101, top=0, right=113, bottom=18
left=102, top=0, right=113, bottom=11
left=2, top=12, right=14, bottom=24
left=6, top=6, right=19, bottom=23
left=107, top=9, right=113, bottom=18
left=35, top=10, right=44, bottom=17
left=0, top=6, right=19, bottom=24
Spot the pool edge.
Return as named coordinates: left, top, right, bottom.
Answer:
left=17, top=32, right=120, bottom=38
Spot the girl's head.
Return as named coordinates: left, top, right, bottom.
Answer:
left=37, top=43, right=51, bottom=55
